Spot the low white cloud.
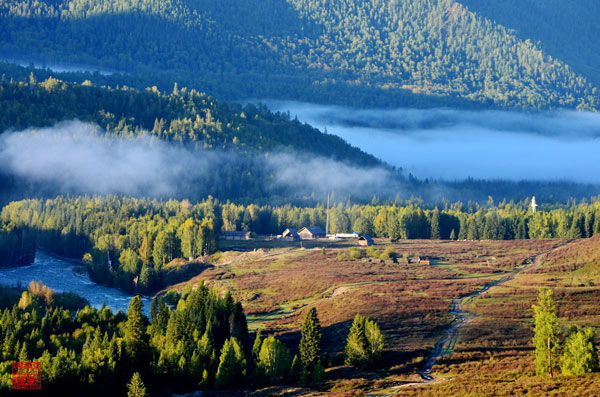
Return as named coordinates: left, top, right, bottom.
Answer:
left=0, top=121, right=215, bottom=196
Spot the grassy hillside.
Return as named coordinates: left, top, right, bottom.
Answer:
left=0, top=0, right=598, bottom=109
left=164, top=236, right=600, bottom=394
left=402, top=236, right=600, bottom=395
left=163, top=238, right=572, bottom=393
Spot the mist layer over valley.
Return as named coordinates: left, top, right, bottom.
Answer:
left=0, top=121, right=397, bottom=202
left=266, top=101, right=600, bottom=183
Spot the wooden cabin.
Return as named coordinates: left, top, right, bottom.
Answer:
left=281, top=228, right=300, bottom=241
left=358, top=235, right=374, bottom=246
left=298, top=226, right=326, bottom=240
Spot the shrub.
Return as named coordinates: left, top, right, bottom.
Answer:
left=560, top=327, right=598, bottom=375
left=348, top=247, right=364, bottom=259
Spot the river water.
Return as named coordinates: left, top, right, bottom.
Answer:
left=0, top=251, right=152, bottom=314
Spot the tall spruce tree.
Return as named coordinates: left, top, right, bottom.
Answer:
left=127, top=372, right=147, bottom=397
left=430, top=209, right=441, bottom=239
left=125, top=296, right=150, bottom=372
left=345, top=314, right=369, bottom=368
left=299, top=307, right=322, bottom=372
left=532, top=288, right=560, bottom=377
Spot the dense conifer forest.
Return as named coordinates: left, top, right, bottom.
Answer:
left=0, top=279, right=382, bottom=394
left=0, top=0, right=598, bottom=109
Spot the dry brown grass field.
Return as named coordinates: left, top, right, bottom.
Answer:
left=166, top=237, right=600, bottom=395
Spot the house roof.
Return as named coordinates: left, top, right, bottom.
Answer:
left=299, top=226, right=325, bottom=235
left=359, top=235, right=374, bottom=242
left=282, top=228, right=299, bottom=237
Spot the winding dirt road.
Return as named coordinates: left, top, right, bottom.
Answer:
left=415, top=240, right=573, bottom=382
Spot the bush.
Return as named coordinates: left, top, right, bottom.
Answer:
left=366, top=247, right=380, bottom=258
left=383, top=248, right=398, bottom=260
left=348, top=247, right=364, bottom=259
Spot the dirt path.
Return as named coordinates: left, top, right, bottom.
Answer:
left=384, top=240, right=574, bottom=392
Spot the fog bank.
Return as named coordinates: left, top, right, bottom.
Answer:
left=265, top=101, right=600, bottom=182
left=0, top=121, right=397, bottom=199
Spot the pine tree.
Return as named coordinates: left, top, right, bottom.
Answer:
left=344, top=314, right=384, bottom=369
left=449, top=229, right=456, bottom=240
left=127, top=372, right=147, bottom=397
left=290, top=354, right=302, bottom=383
left=561, top=327, right=599, bottom=375
left=299, top=307, right=322, bottom=372
left=344, top=314, right=369, bottom=368
left=252, top=329, right=263, bottom=366
left=125, top=296, right=150, bottom=372
left=532, top=288, right=560, bottom=377
left=139, top=235, right=152, bottom=266
left=215, top=337, right=246, bottom=388
left=430, top=209, right=441, bottom=239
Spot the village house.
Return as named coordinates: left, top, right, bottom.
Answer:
left=298, top=226, right=326, bottom=240
left=358, top=235, right=374, bottom=246
left=221, top=231, right=252, bottom=240
left=281, top=228, right=300, bottom=241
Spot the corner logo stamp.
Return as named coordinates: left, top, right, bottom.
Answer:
left=12, top=362, right=42, bottom=390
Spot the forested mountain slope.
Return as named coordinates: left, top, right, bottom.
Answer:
left=0, top=76, right=386, bottom=204
left=0, top=76, right=376, bottom=164
left=0, top=0, right=598, bottom=109
left=459, top=0, right=600, bottom=87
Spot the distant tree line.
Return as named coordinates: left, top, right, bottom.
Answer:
left=3, top=196, right=600, bottom=294
left=0, top=281, right=384, bottom=394
left=1, top=197, right=220, bottom=293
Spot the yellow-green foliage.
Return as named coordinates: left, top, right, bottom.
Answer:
left=348, top=247, right=364, bottom=259
left=561, top=327, right=599, bottom=376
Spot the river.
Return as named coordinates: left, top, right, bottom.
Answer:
left=0, top=251, right=152, bottom=314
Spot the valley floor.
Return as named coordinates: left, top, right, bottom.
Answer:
left=164, top=237, right=600, bottom=395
